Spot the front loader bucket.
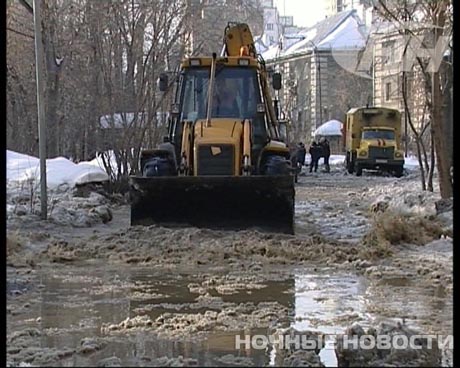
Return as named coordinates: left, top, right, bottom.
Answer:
left=129, top=176, right=295, bottom=234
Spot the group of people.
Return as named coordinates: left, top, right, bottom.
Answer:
left=292, top=138, right=331, bottom=173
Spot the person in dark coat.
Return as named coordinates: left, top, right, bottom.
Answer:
left=297, top=142, right=307, bottom=167
left=319, top=137, right=331, bottom=173
left=309, top=141, right=321, bottom=173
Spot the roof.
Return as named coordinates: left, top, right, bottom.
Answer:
left=258, top=10, right=368, bottom=62
left=347, top=106, right=400, bottom=115
left=314, top=120, right=343, bottom=136
left=99, top=112, right=168, bottom=129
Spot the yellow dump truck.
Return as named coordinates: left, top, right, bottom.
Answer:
left=344, top=107, right=405, bottom=177
left=128, top=23, right=295, bottom=233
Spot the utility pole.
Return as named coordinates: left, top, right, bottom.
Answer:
left=33, top=0, right=47, bottom=219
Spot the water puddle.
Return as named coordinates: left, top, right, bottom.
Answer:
left=7, top=263, right=452, bottom=366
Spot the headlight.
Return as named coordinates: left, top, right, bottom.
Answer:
left=358, top=150, right=368, bottom=157
left=395, top=151, right=403, bottom=158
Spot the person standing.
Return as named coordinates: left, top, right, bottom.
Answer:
left=297, top=142, right=307, bottom=167
left=320, top=137, right=331, bottom=173
left=309, top=141, right=321, bottom=173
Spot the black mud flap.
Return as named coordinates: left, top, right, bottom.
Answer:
left=129, top=175, right=295, bottom=234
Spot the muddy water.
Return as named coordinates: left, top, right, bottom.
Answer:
left=7, top=169, right=452, bottom=366
left=7, top=260, right=452, bottom=367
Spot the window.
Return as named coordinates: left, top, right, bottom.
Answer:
left=382, top=40, right=396, bottom=64
left=362, top=130, right=395, bottom=140
left=337, top=0, right=343, bottom=12
left=266, top=23, right=274, bottom=31
left=180, top=67, right=262, bottom=121
left=385, top=82, right=391, bottom=101
left=269, top=36, right=275, bottom=43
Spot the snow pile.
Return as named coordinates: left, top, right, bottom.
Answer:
left=7, top=150, right=114, bottom=227
left=403, top=155, right=421, bottom=171
left=87, top=150, right=132, bottom=176
left=7, top=150, right=109, bottom=189
left=365, top=177, right=439, bottom=217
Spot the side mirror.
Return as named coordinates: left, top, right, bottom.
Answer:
left=272, top=72, right=282, bottom=90
left=159, top=73, right=168, bottom=92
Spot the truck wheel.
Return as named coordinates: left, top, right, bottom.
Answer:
left=355, top=166, right=363, bottom=176
left=346, top=154, right=354, bottom=174
left=348, top=160, right=355, bottom=174
left=394, top=166, right=404, bottom=178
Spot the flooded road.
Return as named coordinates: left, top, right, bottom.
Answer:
left=7, top=261, right=452, bottom=366
left=7, top=168, right=453, bottom=366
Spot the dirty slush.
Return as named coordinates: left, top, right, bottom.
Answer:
left=6, top=168, right=453, bottom=367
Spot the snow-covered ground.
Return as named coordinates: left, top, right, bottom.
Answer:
left=7, top=150, right=422, bottom=192
left=305, top=153, right=420, bottom=170
left=302, top=154, right=346, bottom=166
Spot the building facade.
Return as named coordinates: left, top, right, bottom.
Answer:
left=260, top=10, right=372, bottom=143
left=325, top=0, right=373, bottom=26
left=372, top=25, right=453, bottom=156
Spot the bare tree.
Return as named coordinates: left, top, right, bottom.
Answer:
left=7, top=0, right=266, bottom=192
left=373, top=0, right=453, bottom=198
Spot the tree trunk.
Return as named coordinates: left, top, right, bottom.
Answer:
left=431, top=72, right=452, bottom=197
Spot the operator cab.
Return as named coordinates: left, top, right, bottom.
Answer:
left=170, top=64, right=271, bottom=168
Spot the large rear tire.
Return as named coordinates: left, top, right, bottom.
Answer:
left=346, top=152, right=354, bottom=174
left=394, top=166, right=404, bottom=178
left=262, top=155, right=291, bottom=176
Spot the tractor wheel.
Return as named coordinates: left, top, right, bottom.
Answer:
left=394, top=166, right=404, bottom=178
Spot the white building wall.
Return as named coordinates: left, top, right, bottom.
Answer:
left=261, top=0, right=274, bottom=7
left=263, top=7, right=281, bottom=46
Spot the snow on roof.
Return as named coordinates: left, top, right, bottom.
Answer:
left=254, top=35, right=269, bottom=53
left=314, top=119, right=343, bottom=136
left=261, top=10, right=368, bottom=62
left=281, top=29, right=318, bottom=56
left=7, top=150, right=109, bottom=189
left=316, top=16, right=366, bottom=49
left=260, top=44, right=282, bottom=60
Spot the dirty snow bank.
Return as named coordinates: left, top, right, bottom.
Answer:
left=336, top=322, right=442, bottom=366
left=7, top=150, right=114, bottom=229
left=7, top=188, right=113, bottom=231
left=40, top=226, right=365, bottom=268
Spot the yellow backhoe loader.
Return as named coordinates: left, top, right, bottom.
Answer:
left=129, top=23, right=295, bottom=233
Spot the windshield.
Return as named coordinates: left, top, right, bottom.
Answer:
left=362, top=130, right=395, bottom=140
left=180, top=67, right=262, bottom=121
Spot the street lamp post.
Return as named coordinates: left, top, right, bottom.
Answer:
left=33, top=0, right=47, bottom=219
left=316, top=46, right=323, bottom=126
left=306, top=40, right=322, bottom=130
